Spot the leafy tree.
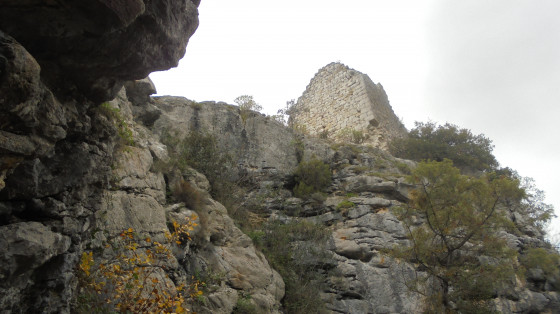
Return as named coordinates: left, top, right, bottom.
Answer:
left=521, top=248, right=560, bottom=279
left=518, top=176, right=555, bottom=232
left=234, top=95, right=263, bottom=112
left=389, top=122, right=498, bottom=172
left=495, top=167, right=555, bottom=234
left=393, top=159, right=524, bottom=313
left=276, top=99, right=296, bottom=126
left=234, top=95, right=262, bottom=124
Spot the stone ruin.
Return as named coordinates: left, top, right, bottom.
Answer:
left=290, top=62, right=407, bottom=149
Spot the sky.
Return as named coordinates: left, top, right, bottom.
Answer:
left=150, top=0, right=559, bottom=236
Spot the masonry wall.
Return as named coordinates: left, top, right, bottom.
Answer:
left=290, top=62, right=407, bottom=149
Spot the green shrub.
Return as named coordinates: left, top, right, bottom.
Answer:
left=394, top=161, right=412, bottom=174
left=336, top=200, right=356, bottom=211
left=98, top=102, right=134, bottom=146
left=351, top=166, right=369, bottom=174
left=293, top=158, right=332, bottom=198
left=276, top=99, right=296, bottom=126
left=190, top=101, right=203, bottom=110
left=162, top=130, right=234, bottom=200
left=389, top=121, right=498, bottom=172
left=351, top=130, right=366, bottom=144
left=291, top=138, right=305, bottom=163
left=310, top=191, right=327, bottom=203
left=522, top=248, right=560, bottom=278
left=232, top=294, right=257, bottom=314
left=255, top=220, right=330, bottom=313
left=247, top=230, right=265, bottom=247
left=293, top=182, right=315, bottom=198
left=234, top=95, right=262, bottom=124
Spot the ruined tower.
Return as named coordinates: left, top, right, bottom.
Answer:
left=290, top=62, right=407, bottom=149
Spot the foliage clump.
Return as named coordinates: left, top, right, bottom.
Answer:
left=76, top=219, right=202, bottom=313
left=235, top=95, right=262, bottom=124
left=275, top=99, right=296, bottom=126
left=336, top=128, right=367, bottom=144
left=293, top=158, right=332, bottom=198
left=162, top=130, right=235, bottom=199
left=517, top=175, right=555, bottom=233
left=389, top=122, right=498, bottom=172
left=336, top=200, right=356, bottom=212
left=521, top=247, right=560, bottom=290
left=252, top=220, right=331, bottom=313
left=232, top=294, right=257, bottom=314
left=391, top=159, right=525, bottom=313
left=98, top=102, right=134, bottom=146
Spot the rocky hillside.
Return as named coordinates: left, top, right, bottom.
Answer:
left=1, top=2, right=559, bottom=314
left=146, top=93, right=559, bottom=313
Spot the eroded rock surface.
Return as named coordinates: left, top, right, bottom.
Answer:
left=0, top=0, right=200, bottom=101
left=152, top=96, right=300, bottom=174
left=0, top=1, right=201, bottom=312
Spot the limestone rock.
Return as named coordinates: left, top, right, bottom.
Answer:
left=0, top=221, right=71, bottom=280
left=326, top=260, right=421, bottom=313
left=0, top=0, right=200, bottom=101
left=125, top=77, right=162, bottom=126
left=0, top=222, right=71, bottom=310
left=187, top=198, right=285, bottom=313
left=344, top=175, right=397, bottom=193
left=348, top=196, right=391, bottom=208
left=96, top=190, right=167, bottom=235
left=152, top=97, right=300, bottom=174
left=125, top=77, right=157, bottom=106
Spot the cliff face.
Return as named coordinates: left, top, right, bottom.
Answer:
left=0, top=1, right=202, bottom=312
left=0, top=0, right=199, bottom=101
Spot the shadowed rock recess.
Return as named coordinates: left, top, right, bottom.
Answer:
left=1, top=2, right=559, bottom=314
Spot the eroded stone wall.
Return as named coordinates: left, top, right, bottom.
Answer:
left=290, top=62, right=407, bottom=149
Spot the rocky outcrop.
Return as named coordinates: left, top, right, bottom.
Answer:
left=0, top=1, right=201, bottom=312
left=0, top=222, right=72, bottom=310
left=95, top=90, right=285, bottom=313
left=0, top=0, right=199, bottom=101
left=157, top=94, right=558, bottom=312
left=151, top=96, right=300, bottom=174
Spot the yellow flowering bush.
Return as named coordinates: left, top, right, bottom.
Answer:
left=77, top=217, right=203, bottom=313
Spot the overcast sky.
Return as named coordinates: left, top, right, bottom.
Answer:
left=150, top=0, right=559, bottom=235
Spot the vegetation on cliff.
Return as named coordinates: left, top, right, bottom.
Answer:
left=235, top=95, right=263, bottom=124
left=77, top=220, right=202, bottom=313
left=293, top=158, right=332, bottom=198
left=161, top=130, right=235, bottom=200
left=384, top=121, right=558, bottom=312
left=389, top=122, right=498, bottom=172
left=391, top=159, right=524, bottom=313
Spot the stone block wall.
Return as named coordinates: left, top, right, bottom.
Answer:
left=290, top=62, right=407, bottom=149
